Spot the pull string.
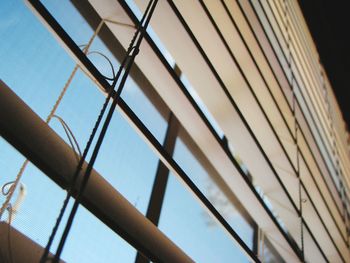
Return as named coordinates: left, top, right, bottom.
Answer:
left=0, top=20, right=104, bottom=221
left=39, top=20, right=106, bottom=263
left=0, top=65, right=73, bottom=220
left=52, top=115, right=82, bottom=162
left=40, top=14, right=145, bottom=260
left=283, top=0, right=304, bottom=260
left=77, top=46, right=117, bottom=81
left=6, top=204, right=14, bottom=263
left=53, top=1, right=158, bottom=260
left=40, top=1, right=158, bottom=261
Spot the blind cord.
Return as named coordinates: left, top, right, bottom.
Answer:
left=41, top=1, right=158, bottom=261
left=39, top=20, right=105, bottom=263
left=283, top=0, right=304, bottom=260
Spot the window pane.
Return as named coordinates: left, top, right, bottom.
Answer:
left=157, top=127, right=255, bottom=262
left=174, top=128, right=255, bottom=248
left=159, top=173, right=249, bottom=262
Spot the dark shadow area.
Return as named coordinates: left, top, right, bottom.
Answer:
left=299, top=0, right=350, bottom=129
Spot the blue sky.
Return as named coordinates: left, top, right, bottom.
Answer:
left=0, top=0, right=253, bottom=262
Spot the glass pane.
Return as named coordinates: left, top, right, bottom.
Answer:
left=122, top=70, right=169, bottom=143
left=158, top=173, right=249, bottom=262
left=0, top=0, right=75, bottom=119
left=174, top=128, right=255, bottom=248
left=156, top=126, right=255, bottom=261
left=41, top=0, right=96, bottom=48
left=262, top=236, right=285, bottom=263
